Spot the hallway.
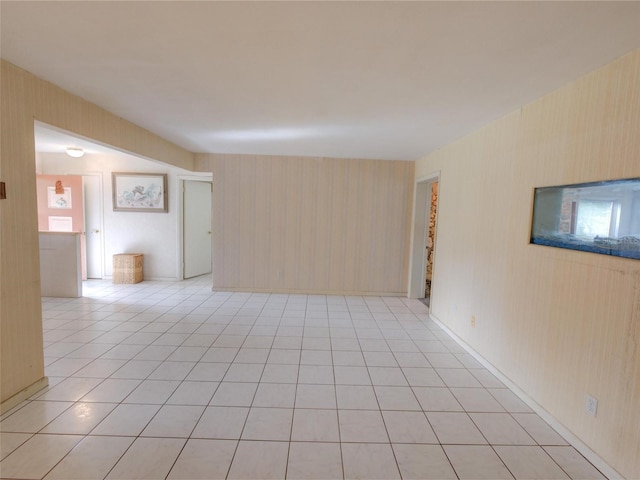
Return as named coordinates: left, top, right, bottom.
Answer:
left=0, top=277, right=604, bottom=479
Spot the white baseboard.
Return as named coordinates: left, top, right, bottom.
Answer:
left=212, top=286, right=406, bottom=296
left=429, top=313, right=623, bottom=480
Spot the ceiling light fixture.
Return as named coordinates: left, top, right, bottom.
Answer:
left=66, top=147, right=84, bottom=158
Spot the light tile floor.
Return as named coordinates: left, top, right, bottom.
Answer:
left=0, top=276, right=606, bottom=479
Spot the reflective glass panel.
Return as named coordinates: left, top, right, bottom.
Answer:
left=531, top=178, right=640, bottom=260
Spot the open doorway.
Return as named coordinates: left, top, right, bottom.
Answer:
left=35, top=123, right=111, bottom=285
left=408, top=173, right=440, bottom=304
left=35, top=122, right=213, bottom=287
left=424, top=181, right=438, bottom=306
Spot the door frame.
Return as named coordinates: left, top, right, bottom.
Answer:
left=177, top=175, right=213, bottom=280
left=82, top=173, right=105, bottom=279
left=408, top=172, right=440, bottom=299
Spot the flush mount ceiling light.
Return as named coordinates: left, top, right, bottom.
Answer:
left=66, top=147, right=84, bottom=158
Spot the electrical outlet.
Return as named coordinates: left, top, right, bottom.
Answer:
left=470, top=315, right=476, bottom=328
left=585, top=394, right=598, bottom=417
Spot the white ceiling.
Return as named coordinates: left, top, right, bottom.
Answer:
left=3, top=1, right=640, bottom=161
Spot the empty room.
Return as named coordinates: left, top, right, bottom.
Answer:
left=1, top=2, right=639, bottom=479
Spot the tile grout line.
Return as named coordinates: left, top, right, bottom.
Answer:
left=0, top=278, right=606, bottom=479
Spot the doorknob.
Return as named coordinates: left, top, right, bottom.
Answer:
left=92, top=229, right=100, bottom=234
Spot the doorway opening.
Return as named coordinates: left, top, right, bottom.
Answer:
left=424, top=181, right=438, bottom=306
left=408, top=173, right=440, bottom=305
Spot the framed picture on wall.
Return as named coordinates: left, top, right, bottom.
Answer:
left=112, top=172, right=168, bottom=212
left=48, top=186, right=72, bottom=208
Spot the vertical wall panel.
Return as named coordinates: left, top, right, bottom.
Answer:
left=317, top=159, right=329, bottom=287
left=0, top=60, right=193, bottom=406
left=328, top=160, right=348, bottom=291
left=238, top=158, right=256, bottom=286
left=342, top=160, right=362, bottom=291
left=1, top=62, right=44, bottom=408
left=268, top=158, right=286, bottom=290
left=284, top=160, right=302, bottom=288
left=297, top=157, right=316, bottom=290
left=196, top=154, right=415, bottom=295
left=415, top=49, right=640, bottom=478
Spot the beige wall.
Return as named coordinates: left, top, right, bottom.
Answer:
left=0, top=60, right=194, bottom=406
left=415, top=50, right=640, bottom=478
left=196, top=154, right=415, bottom=295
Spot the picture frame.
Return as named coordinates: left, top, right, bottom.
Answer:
left=47, top=186, right=72, bottom=208
left=112, top=172, right=168, bottom=212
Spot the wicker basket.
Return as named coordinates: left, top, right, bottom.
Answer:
left=113, top=253, right=143, bottom=284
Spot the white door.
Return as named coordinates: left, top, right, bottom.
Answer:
left=83, top=175, right=103, bottom=279
left=183, top=180, right=212, bottom=278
